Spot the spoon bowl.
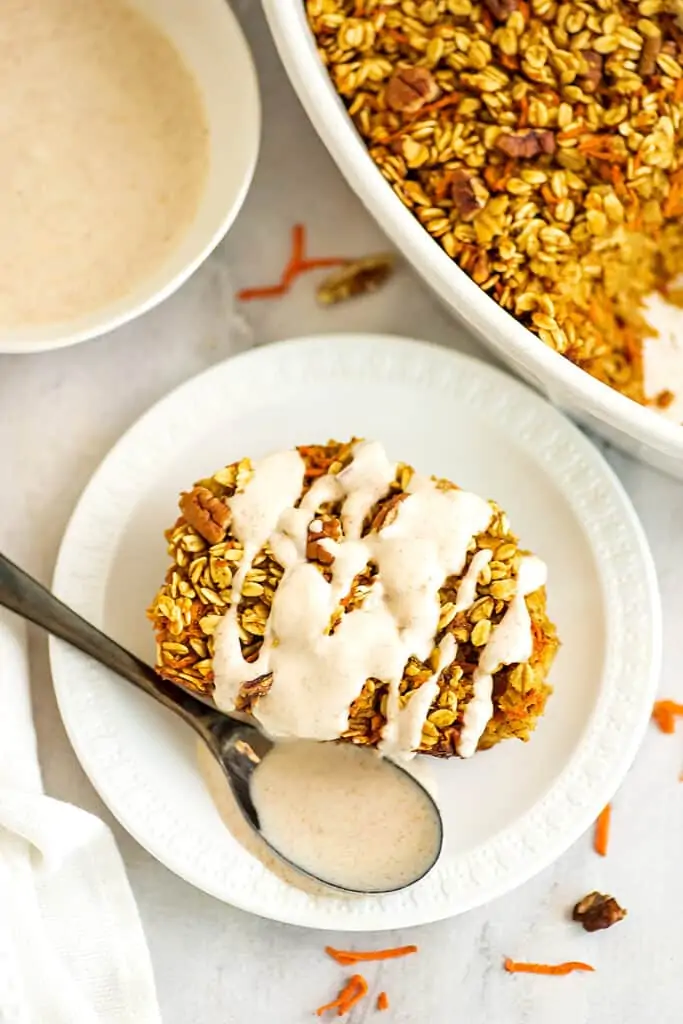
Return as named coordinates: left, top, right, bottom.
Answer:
left=0, top=553, right=443, bottom=894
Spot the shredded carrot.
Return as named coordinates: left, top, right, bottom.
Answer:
left=579, top=139, right=617, bottom=160
left=611, top=165, right=626, bottom=195
left=504, top=958, right=594, bottom=976
left=541, top=184, right=559, bottom=207
left=653, top=699, right=683, bottom=733
left=557, top=125, right=585, bottom=141
left=594, top=803, right=611, bottom=857
left=518, top=95, right=529, bottom=128
left=235, top=284, right=288, bottom=301
left=237, top=225, right=348, bottom=301
left=675, top=78, right=683, bottom=103
left=381, top=91, right=463, bottom=144
left=316, top=975, right=369, bottom=1017
left=663, top=171, right=683, bottom=218
left=377, top=992, right=390, bottom=1012
left=325, top=945, right=418, bottom=966
left=500, top=54, right=519, bottom=70
left=483, top=166, right=503, bottom=192
left=422, top=92, right=463, bottom=115
left=290, top=222, right=305, bottom=266
left=298, top=257, right=349, bottom=272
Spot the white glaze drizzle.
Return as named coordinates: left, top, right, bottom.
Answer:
left=211, top=441, right=546, bottom=759
left=453, top=548, right=492, bottom=613
left=456, top=555, right=548, bottom=758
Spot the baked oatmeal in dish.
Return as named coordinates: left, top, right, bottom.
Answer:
left=305, top=0, right=683, bottom=415
left=148, top=439, right=559, bottom=758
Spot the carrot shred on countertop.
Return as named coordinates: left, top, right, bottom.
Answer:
left=236, top=224, right=347, bottom=301
left=504, top=958, right=594, bottom=976
left=234, top=283, right=288, bottom=301
left=652, top=699, right=683, bottom=734
left=316, top=975, right=368, bottom=1017
left=594, top=803, right=611, bottom=857
left=377, top=992, right=390, bottom=1012
left=325, top=944, right=418, bottom=966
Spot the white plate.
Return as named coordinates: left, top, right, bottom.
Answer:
left=1, top=0, right=260, bottom=353
left=51, top=334, right=661, bottom=931
left=262, top=0, right=683, bottom=479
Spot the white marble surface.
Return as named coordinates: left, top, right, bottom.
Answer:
left=2, top=4, right=683, bottom=1022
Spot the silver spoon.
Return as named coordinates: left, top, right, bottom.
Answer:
left=0, top=553, right=443, bottom=893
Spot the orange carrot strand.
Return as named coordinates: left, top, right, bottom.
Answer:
left=518, top=95, right=529, bottom=128
left=594, top=803, right=611, bottom=857
left=325, top=945, right=418, bottom=966
left=339, top=976, right=368, bottom=1015
left=236, top=284, right=288, bottom=301
left=557, top=125, right=586, bottom=141
left=297, top=257, right=349, bottom=271
left=291, top=223, right=306, bottom=265
left=653, top=699, right=683, bottom=733
left=238, top=223, right=308, bottom=299
left=504, top=958, right=594, bottom=976
left=316, top=976, right=368, bottom=1018
left=377, top=992, right=390, bottom=1012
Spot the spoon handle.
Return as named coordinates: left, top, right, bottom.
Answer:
left=0, top=552, right=216, bottom=730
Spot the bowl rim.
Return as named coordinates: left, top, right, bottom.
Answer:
left=0, top=0, right=261, bottom=356
left=262, top=0, right=683, bottom=456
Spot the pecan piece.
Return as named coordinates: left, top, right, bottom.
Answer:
left=572, top=892, right=627, bottom=932
left=235, top=673, right=273, bottom=713
left=371, top=492, right=407, bottom=531
left=580, top=50, right=603, bottom=93
left=451, top=169, right=488, bottom=221
left=385, top=66, right=439, bottom=115
left=483, top=0, right=519, bottom=20
left=307, top=517, right=342, bottom=565
left=179, top=486, right=231, bottom=544
left=495, top=129, right=556, bottom=159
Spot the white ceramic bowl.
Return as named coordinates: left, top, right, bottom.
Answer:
left=262, top=0, right=683, bottom=479
left=1, top=0, right=260, bottom=355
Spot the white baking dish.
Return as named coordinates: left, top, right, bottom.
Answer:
left=262, top=0, right=683, bottom=479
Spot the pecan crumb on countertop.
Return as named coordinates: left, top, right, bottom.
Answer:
left=385, top=66, right=439, bottom=115
left=316, top=255, right=395, bottom=306
left=573, top=892, right=627, bottom=932
left=179, top=486, right=231, bottom=544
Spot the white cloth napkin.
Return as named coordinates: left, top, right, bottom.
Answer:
left=0, top=609, right=162, bottom=1024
